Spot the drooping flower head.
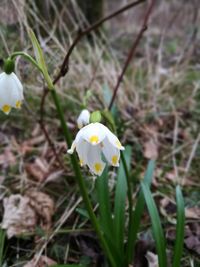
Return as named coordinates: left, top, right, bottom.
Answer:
left=68, top=122, right=124, bottom=176
left=77, top=109, right=90, bottom=129
left=0, top=58, right=24, bottom=115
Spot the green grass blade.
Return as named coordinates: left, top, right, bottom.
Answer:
left=126, top=160, right=155, bottom=262
left=0, top=228, right=6, bottom=266
left=141, top=182, right=167, bottom=267
left=96, top=166, right=113, bottom=236
left=96, top=167, right=122, bottom=266
left=113, top=146, right=132, bottom=257
left=172, top=185, right=185, bottom=267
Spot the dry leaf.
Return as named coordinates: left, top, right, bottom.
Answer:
left=184, top=223, right=200, bottom=255
left=2, top=194, right=37, bottom=238
left=0, top=147, right=16, bottom=167
left=44, top=170, right=64, bottom=184
left=23, top=255, right=57, bottom=267
left=26, top=190, right=55, bottom=230
left=25, top=158, right=49, bottom=182
left=159, top=198, right=176, bottom=224
left=185, top=207, right=200, bottom=219
left=2, top=190, right=54, bottom=238
left=146, top=251, right=159, bottom=267
left=144, top=139, right=158, bottom=160
left=185, top=235, right=200, bottom=254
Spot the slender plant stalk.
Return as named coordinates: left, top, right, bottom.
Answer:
left=50, top=88, right=117, bottom=267
left=10, top=52, right=43, bottom=72
left=108, top=0, right=156, bottom=110
left=121, top=152, right=133, bottom=241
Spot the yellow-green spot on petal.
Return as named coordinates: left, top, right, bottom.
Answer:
left=94, top=162, right=102, bottom=173
left=89, top=135, right=99, bottom=144
left=116, top=140, right=122, bottom=148
left=112, top=155, right=118, bottom=165
left=2, top=105, right=11, bottom=114
left=16, top=100, right=22, bottom=109
left=79, top=159, right=84, bottom=166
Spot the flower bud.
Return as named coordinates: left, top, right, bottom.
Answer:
left=3, top=58, right=15, bottom=75
left=77, top=109, right=90, bottom=129
left=90, top=111, right=101, bottom=123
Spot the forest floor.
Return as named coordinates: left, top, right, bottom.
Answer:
left=0, top=0, right=200, bottom=266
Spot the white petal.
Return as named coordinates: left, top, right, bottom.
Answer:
left=67, top=141, right=76, bottom=154
left=101, top=137, right=120, bottom=167
left=0, top=72, right=24, bottom=112
left=82, top=122, right=106, bottom=145
left=0, top=73, right=13, bottom=108
left=77, top=109, right=90, bottom=129
left=76, top=139, right=89, bottom=166
left=86, top=145, right=105, bottom=176
left=106, top=128, right=124, bottom=150
left=67, top=126, right=89, bottom=154
left=10, top=73, right=24, bottom=102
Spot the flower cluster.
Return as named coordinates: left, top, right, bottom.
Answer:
left=68, top=122, right=124, bottom=176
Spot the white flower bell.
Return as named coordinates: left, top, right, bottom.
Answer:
left=77, top=109, right=90, bottom=129
left=0, top=59, right=23, bottom=115
left=68, top=122, right=124, bottom=176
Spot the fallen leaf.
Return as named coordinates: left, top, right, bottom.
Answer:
left=0, top=147, right=16, bottom=167
left=185, top=235, right=200, bottom=253
left=144, top=139, right=158, bottom=160
left=23, top=255, right=57, bottom=267
left=26, top=190, right=55, bottom=230
left=25, top=158, right=49, bottom=182
left=185, top=207, right=200, bottom=219
left=2, top=191, right=55, bottom=238
left=2, top=194, right=37, bottom=238
left=146, top=251, right=159, bottom=267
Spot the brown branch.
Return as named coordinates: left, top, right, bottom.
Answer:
left=108, top=0, right=156, bottom=110
left=53, top=0, right=146, bottom=84
left=38, top=0, right=146, bottom=167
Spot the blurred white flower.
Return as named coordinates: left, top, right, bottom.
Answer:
left=0, top=72, right=24, bottom=115
left=77, top=109, right=90, bottom=129
left=68, top=122, right=124, bottom=176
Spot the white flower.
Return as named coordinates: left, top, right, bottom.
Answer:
left=0, top=72, right=24, bottom=115
left=77, top=109, right=90, bottom=129
left=68, top=122, right=124, bottom=176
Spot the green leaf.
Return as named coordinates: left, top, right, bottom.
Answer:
left=113, top=146, right=132, bottom=260
left=101, top=109, right=116, bottom=133
left=141, top=182, right=167, bottom=267
left=28, top=28, right=53, bottom=89
left=96, top=166, right=112, bottom=236
left=172, top=185, right=185, bottom=267
left=96, top=167, right=121, bottom=266
left=0, top=228, right=6, bottom=266
left=76, top=208, right=89, bottom=219
left=126, top=160, right=155, bottom=262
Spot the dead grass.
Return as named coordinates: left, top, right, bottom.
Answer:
left=0, top=0, right=200, bottom=266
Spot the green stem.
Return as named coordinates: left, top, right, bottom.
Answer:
left=121, top=152, right=134, bottom=264
left=50, top=89, right=117, bottom=267
left=10, top=51, right=43, bottom=73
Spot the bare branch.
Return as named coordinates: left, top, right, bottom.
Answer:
left=108, top=0, right=156, bottom=110
left=53, top=0, right=146, bottom=84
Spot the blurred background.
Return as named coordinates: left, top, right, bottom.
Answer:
left=0, top=0, right=200, bottom=266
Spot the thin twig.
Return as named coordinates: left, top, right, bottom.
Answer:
left=53, top=0, right=146, bottom=84
left=39, top=0, right=146, bottom=168
left=108, top=0, right=156, bottom=110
